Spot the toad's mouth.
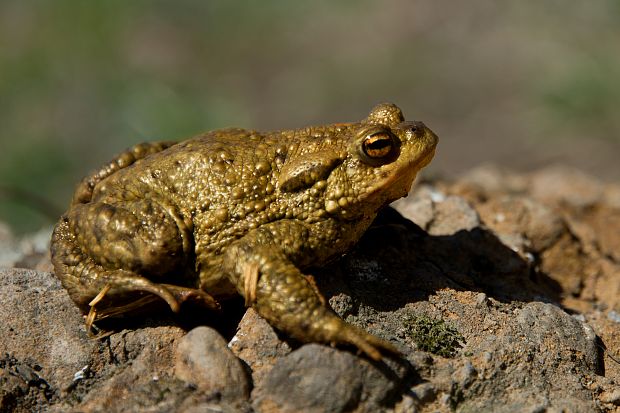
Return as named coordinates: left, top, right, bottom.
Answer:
left=407, top=147, right=436, bottom=173
left=389, top=145, right=437, bottom=186
left=364, top=144, right=437, bottom=205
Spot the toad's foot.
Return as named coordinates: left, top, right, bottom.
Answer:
left=84, top=277, right=220, bottom=335
left=323, top=317, right=400, bottom=360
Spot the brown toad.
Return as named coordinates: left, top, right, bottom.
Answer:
left=50, top=103, right=438, bottom=360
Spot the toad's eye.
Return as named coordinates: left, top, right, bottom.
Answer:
left=361, top=132, right=395, bottom=159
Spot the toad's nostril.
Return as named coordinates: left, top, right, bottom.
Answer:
left=399, top=121, right=425, bottom=135
left=410, top=121, right=427, bottom=133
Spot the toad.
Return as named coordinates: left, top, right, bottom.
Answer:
left=51, top=103, right=438, bottom=360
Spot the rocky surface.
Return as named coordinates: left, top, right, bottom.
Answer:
left=1, top=165, right=619, bottom=412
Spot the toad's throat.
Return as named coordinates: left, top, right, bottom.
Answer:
left=368, top=146, right=437, bottom=200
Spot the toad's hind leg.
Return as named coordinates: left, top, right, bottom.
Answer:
left=51, top=199, right=216, bottom=327
left=82, top=272, right=180, bottom=335
left=83, top=278, right=220, bottom=334
left=51, top=213, right=182, bottom=312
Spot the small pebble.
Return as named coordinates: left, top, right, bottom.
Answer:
left=607, top=310, right=620, bottom=323
left=174, top=326, right=250, bottom=400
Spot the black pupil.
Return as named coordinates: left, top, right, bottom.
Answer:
left=367, top=136, right=391, bottom=151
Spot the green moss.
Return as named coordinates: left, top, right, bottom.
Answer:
left=404, top=314, right=463, bottom=358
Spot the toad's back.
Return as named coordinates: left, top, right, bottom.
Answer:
left=87, top=124, right=361, bottom=264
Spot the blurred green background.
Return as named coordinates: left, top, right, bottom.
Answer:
left=2, top=0, right=620, bottom=234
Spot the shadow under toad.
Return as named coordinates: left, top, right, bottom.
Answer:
left=314, top=206, right=563, bottom=316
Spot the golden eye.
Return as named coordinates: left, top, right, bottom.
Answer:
left=362, top=132, right=395, bottom=159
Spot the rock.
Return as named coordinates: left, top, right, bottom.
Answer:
left=529, top=165, right=604, bottom=209
left=392, top=185, right=439, bottom=229
left=178, top=400, right=252, bottom=413
left=582, top=205, right=620, bottom=262
left=228, top=308, right=291, bottom=385
left=66, top=325, right=190, bottom=413
left=410, top=382, right=436, bottom=403
left=0, top=268, right=98, bottom=397
left=427, top=195, right=480, bottom=236
left=599, top=388, right=620, bottom=405
left=252, top=344, right=410, bottom=413
left=476, top=195, right=564, bottom=253
left=404, top=298, right=601, bottom=413
left=394, top=187, right=480, bottom=236
left=175, top=326, right=251, bottom=401
left=514, top=302, right=599, bottom=372
left=0, top=267, right=244, bottom=412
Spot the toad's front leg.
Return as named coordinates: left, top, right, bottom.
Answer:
left=221, top=221, right=399, bottom=361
